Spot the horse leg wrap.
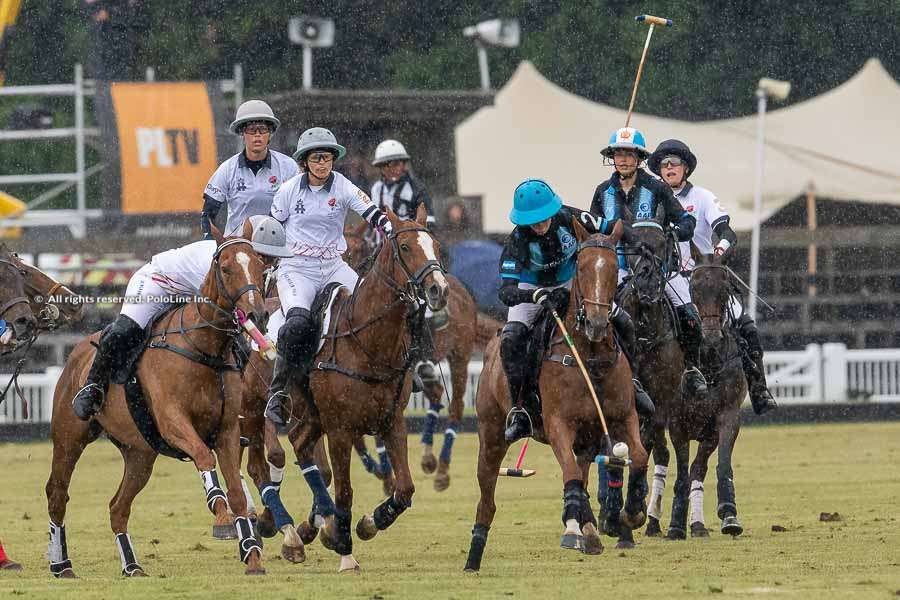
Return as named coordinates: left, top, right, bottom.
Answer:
left=670, top=476, right=689, bottom=533
left=625, top=469, right=649, bottom=516
left=268, top=460, right=286, bottom=486
left=596, top=462, right=610, bottom=505
left=373, top=494, right=410, bottom=531
left=259, top=481, right=293, bottom=529
left=115, top=532, right=142, bottom=576
left=464, top=523, right=490, bottom=571
left=356, top=446, right=378, bottom=475
left=200, top=470, right=227, bottom=514
left=689, top=480, right=705, bottom=524
left=648, top=465, right=668, bottom=520
left=439, top=424, right=458, bottom=464
left=333, top=510, right=353, bottom=556
left=421, top=404, right=441, bottom=446
left=604, top=469, right=624, bottom=516
left=47, top=521, right=73, bottom=576
left=562, top=480, right=588, bottom=525
left=716, top=472, right=737, bottom=519
left=375, top=441, right=392, bottom=476
left=240, top=475, right=257, bottom=515
left=235, top=516, right=261, bottom=564
left=300, top=462, right=336, bottom=519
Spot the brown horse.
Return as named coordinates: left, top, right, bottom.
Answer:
left=270, top=205, right=448, bottom=572
left=614, top=219, right=689, bottom=539
left=0, top=243, right=37, bottom=351
left=344, top=220, right=498, bottom=491
left=464, top=219, right=649, bottom=572
left=656, top=247, right=748, bottom=539
left=45, top=229, right=270, bottom=577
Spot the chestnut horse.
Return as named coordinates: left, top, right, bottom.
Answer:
left=262, top=206, right=448, bottom=572
left=45, top=230, right=270, bottom=577
left=0, top=244, right=37, bottom=351
left=464, top=219, right=649, bottom=572
left=656, top=248, right=748, bottom=538
left=344, top=221, right=498, bottom=492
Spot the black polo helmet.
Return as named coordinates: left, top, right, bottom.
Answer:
left=648, top=139, right=698, bottom=178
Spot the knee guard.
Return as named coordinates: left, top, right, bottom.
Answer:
left=500, top=322, right=529, bottom=372
left=610, top=308, right=637, bottom=361
left=278, top=307, right=317, bottom=367
left=736, top=314, right=763, bottom=358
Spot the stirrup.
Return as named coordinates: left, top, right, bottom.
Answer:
left=750, top=388, right=777, bottom=415
left=504, top=407, right=533, bottom=442
left=265, top=390, right=292, bottom=426
left=72, top=382, right=105, bottom=420
left=683, top=366, right=708, bottom=396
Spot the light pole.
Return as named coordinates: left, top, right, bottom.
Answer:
left=748, top=77, right=791, bottom=320
left=462, top=19, right=520, bottom=92
left=288, top=16, right=335, bottom=91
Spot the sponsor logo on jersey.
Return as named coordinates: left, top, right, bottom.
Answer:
left=501, top=260, right=517, bottom=271
left=328, top=197, right=336, bottom=207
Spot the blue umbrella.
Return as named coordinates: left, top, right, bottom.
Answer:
left=449, top=240, right=505, bottom=319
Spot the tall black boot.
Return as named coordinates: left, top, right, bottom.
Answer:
left=737, top=315, right=777, bottom=415
left=500, top=322, right=532, bottom=443
left=611, top=308, right=654, bottom=417
left=676, top=303, right=708, bottom=398
left=72, top=315, right=144, bottom=420
left=265, top=308, right=317, bottom=426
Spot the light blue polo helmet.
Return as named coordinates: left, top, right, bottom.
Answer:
left=601, top=127, right=650, bottom=160
left=509, top=179, right=562, bottom=226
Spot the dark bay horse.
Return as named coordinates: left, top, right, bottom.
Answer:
left=343, top=221, right=485, bottom=491
left=46, top=230, right=270, bottom=577
left=464, top=219, right=649, bottom=572
left=259, top=206, right=449, bottom=572
left=614, top=217, right=689, bottom=539
left=0, top=244, right=38, bottom=351
left=656, top=247, right=748, bottom=539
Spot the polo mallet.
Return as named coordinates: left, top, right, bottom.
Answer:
left=624, top=14, right=674, bottom=128
left=499, top=438, right=535, bottom=477
left=548, top=306, right=632, bottom=470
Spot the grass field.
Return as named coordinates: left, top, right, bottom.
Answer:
left=2, top=422, right=899, bottom=599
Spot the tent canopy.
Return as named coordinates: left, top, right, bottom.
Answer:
left=456, top=59, right=900, bottom=233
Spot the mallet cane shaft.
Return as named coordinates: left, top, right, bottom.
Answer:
left=624, top=14, right=674, bottom=128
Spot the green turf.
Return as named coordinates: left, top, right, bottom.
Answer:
left=2, top=422, right=899, bottom=599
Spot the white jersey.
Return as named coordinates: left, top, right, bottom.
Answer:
left=674, top=182, right=729, bottom=271
left=271, top=171, right=375, bottom=261
left=205, top=150, right=299, bottom=237
left=147, top=240, right=217, bottom=295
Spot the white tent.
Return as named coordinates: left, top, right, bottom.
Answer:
left=456, top=59, right=900, bottom=233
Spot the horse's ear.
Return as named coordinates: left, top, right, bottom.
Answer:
left=690, top=241, right=704, bottom=264
left=609, top=219, right=624, bottom=244
left=385, top=207, right=400, bottom=229
left=415, top=202, right=427, bottom=226
left=210, top=223, right=225, bottom=246
left=571, top=215, right=589, bottom=243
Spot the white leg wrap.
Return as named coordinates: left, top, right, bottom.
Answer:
left=115, top=532, right=141, bottom=575
left=648, top=465, right=668, bottom=520
left=375, top=445, right=387, bottom=455
left=563, top=518, right=582, bottom=536
left=689, top=480, right=705, bottom=525
left=48, top=521, right=72, bottom=575
left=240, top=475, right=257, bottom=514
left=268, top=460, right=285, bottom=485
left=200, top=470, right=227, bottom=514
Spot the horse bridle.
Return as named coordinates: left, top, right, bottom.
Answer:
left=372, top=225, right=445, bottom=305
left=573, top=236, right=617, bottom=331
left=689, top=263, right=735, bottom=332
left=209, top=239, right=262, bottom=317
left=0, top=258, right=31, bottom=323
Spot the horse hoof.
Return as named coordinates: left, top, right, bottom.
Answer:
left=690, top=522, right=710, bottom=538
left=245, top=566, right=267, bottom=576
left=665, top=527, right=686, bottom=541
left=213, top=523, right=238, bottom=540
left=320, top=517, right=338, bottom=551
left=622, top=510, right=647, bottom=530
left=602, top=517, right=621, bottom=538
left=356, top=515, right=379, bottom=541
left=338, top=554, right=360, bottom=573
left=615, top=540, right=635, bottom=550
left=560, top=533, right=583, bottom=551
left=421, top=453, right=437, bottom=474
left=645, top=517, right=663, bottom=537
left=297, top=521, right=319, bottom=545
left=580, top=523, right=604, bottom=555
left=721, top=516, right=743, bottom=537
left=56, top=568, right=77, bottom=579
left=464, top=567, right=480, bottom=574
left=434, top=472, right=450, bottom=493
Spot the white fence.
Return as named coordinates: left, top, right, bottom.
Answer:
left=3, top=344, right=900, bottom=424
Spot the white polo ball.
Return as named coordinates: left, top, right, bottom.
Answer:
left=612, top=442, right=629, bottom=458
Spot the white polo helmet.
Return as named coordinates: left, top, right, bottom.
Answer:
left=229, top=100, right=280, bottom=134
left=245, top=215, right=293, bottom=258
left=292, top=127, right=347, bottom=161
left=372, top=139, right=410, bottom=166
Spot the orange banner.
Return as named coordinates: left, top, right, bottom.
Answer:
left=111, top=82, right=218, bottom=214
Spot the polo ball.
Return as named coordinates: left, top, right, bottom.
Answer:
left=613, top=442, right=629, bottom=458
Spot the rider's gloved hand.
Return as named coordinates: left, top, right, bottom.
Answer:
left=548, top=288, right=570, bottom=312
left=376, top=213, right=394, bottom=236
left=672, top=224, right=692, bottom=242
left=532, top=287, right=551, bottom=305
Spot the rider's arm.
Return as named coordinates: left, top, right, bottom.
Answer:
left=588, top=184, right=619, bottom=235
left=703, top=192, right=737, bottom=253
left=498, top=235, right=535, bottom=306
left=713, top=219, right=737, bottom=253
left=200, top=195, right=222, bottom=240
left=499, top=278, right=535, bottom=307
left=410, top=175, right=435, bottom=227
left=563, top=205, right=603, bottom=234
left=345, top=181, right=393, bottom=233
left=659, top=184, right=695, bottom=242
left=202, top=162, right=229, bottom=239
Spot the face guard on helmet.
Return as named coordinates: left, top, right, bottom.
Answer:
left=372, top=139, right=411, bottom=166
left=230, top=100, right=280, bottom=134
left=601, top=127, right=650, bottom=166
left=292, top=127, right=347, bottom=162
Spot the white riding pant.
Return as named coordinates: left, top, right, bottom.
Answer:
left=506, top=281, right=572, bottom=328
left=276, top=255, right=358, bottom=319
left=617, top=268, right=692, bottom=308
left=120, top=264, right=182, bottom=328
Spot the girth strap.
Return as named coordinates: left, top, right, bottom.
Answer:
left=149, top=339, right=240, bottom=372
left=315, top=361, right=403, bottom=385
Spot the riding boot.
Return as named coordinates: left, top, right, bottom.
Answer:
left=611, top=308, right=655, bottom=416
left=737, top=315, right=777, bottom=415
left=675, top=303, right=709, bottom=398
left=500, top=322, right=532, bottom=443
left=72, top=315, right=144, bottom=420
left=265, top=308, right=317, bottom=426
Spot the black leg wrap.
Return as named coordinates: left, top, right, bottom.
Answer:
left=625, top=470, right=649, bottom=516
left=201, top=470, right=227, bottom=514
left=603, top=470, right=624, bottom=535
left=373, top=494, right=409, bottom=531
left=333, top=510, right=353, bottom=556
left=562, top=479, right=588, bottom=524
left=49, top=559, right=73, bottom=577
left=235, top=516, right=261, bottom=564
left=717, top=465, right=737, bottom=519
left=670, top=476, right=689, bottom=532
left=464, top=523, right=490, bottom=572
left=115, top=533, right=142, bottom=576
